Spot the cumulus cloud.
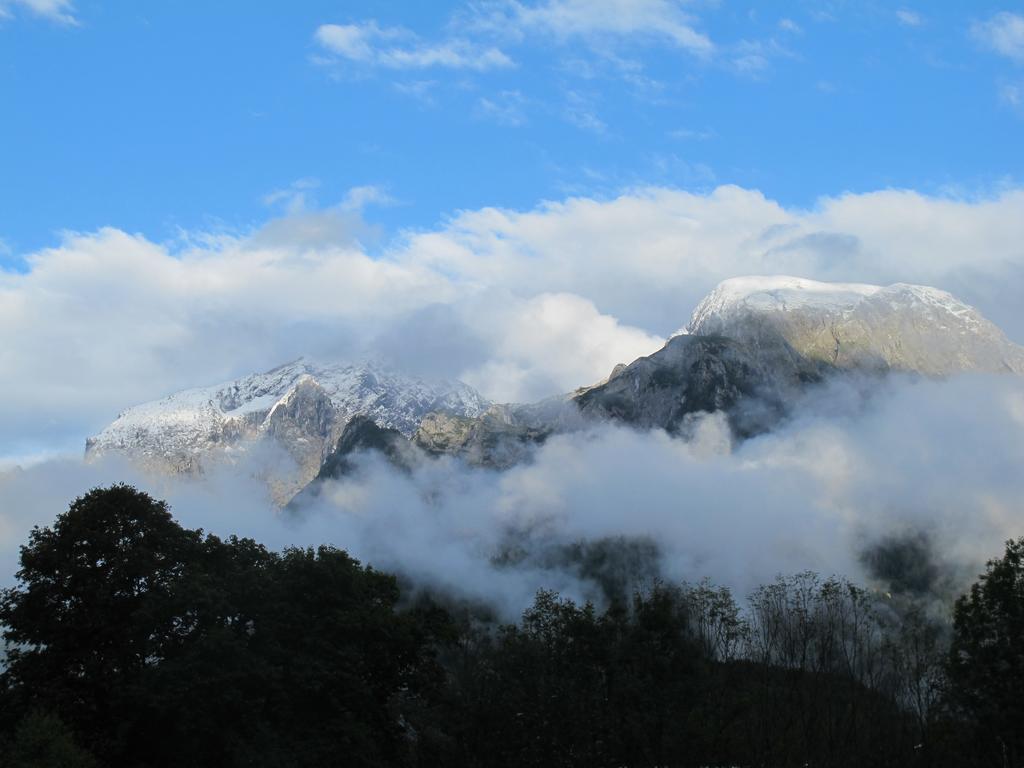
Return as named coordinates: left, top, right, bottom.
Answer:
left=314, top=21, right=513, bottom=71
left=0, top=0, right=76, bottom=25
left=971, top=11, right=1024, bottom=64
left=2, top=184, right=1024, bottom=459
left=405, top=185, right=1024, bottom=337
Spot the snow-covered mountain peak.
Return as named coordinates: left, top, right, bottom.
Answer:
left=677, top=275, right=1023, bottom=376
left=86, top=358, right=491, bottom=498
left=683, top=276, right=882, bottom=336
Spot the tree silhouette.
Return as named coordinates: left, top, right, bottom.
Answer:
left=947, top=538, right=1024, bottom=767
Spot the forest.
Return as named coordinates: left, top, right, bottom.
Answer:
left=1, top=485, right=1021, bottom=768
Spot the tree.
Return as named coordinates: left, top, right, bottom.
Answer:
left=3, top=710, right=97, bottom=768
left=0, top=484, right=205, bottom=758
left=0, top=484, right=453, bottom=768
left=947, top=538, right=1024, bottom=767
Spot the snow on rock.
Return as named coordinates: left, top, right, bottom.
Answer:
left=678, top=276, right=1024, bottom=376
left=86, top=359, right=490, bottom=499
left=683, top=276, right=882, bottom=335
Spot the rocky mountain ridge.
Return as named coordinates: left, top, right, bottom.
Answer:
left=87, top=277, right=1024, bottom=505
left=86, top=359, right=489, bottom=501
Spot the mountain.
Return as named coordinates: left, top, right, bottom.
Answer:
left=86, top=359, right=489, bottom=501
left=399, top=277, right=1024, bottom=468
left=680, top=276, right=1024, bottom=376
left=90, top=277, right=1024, bottom=504
left=286, top=416, right=418, bottom=509
left=573, top=333, right=803, bottom=439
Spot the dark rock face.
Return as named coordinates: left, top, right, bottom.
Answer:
left=413, top=409, right=552, bottom=469
left=573, top=334, right=821, bottom=438
left=406, top=333, right=831, bottom=472
left=287, top=416, right=417, bottom=509
left=262, top=378, right=343, bottom=479
left=317, top=415, right=415, bottom=479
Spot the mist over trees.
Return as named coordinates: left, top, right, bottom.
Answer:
left=0, top=486, right=1021, bottom=767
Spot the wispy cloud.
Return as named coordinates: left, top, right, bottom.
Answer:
left=730, top=38, right=795, bottom=78
left=263, top=178, right=321, bottom=214
left=0, top=0, right=77, bottom=25
left=393, top=79, right=440, bottom=106
left=971, top=11, right=1024, bottom=64
left=1000, top=81, right=1022, bottom=109
left=315, top=21, right=514, bottom=71
left=476, top=90, right=529, bottom=126
left=778, top=18, right=802, bottom=35
left=895, top=9, right=923, bottom=28
left=668, top=127, right=715, bottom=141
left=563, top=90, right=607, bottom=134
left=340, top=185, right=394, bottom=212
left=465, top=0, right=714, bottom=58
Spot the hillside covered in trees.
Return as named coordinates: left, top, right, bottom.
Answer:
left=1, top=485, right=1022, bottom=767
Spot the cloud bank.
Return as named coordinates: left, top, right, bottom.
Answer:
left=3, top=373, right=1022, bottom=619
left=2, top=184, right=1024, bottom=459
left=3, top=177, right=1023, bottom=615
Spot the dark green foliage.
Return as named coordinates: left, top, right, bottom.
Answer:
left=0, top=485, right=447, bottom=768
left=0, top=485, right=1018, bottom=767
left=3, top=710, right=97, bottom=768
left=947, top=537, right=1024, bottom=767
left=438, top=578, right=951, bottom=768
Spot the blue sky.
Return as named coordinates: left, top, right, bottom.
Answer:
left=2, top=0, right=1022, bottom=263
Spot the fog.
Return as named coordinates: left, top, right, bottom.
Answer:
left=3, top=371, right=1021, bottom=619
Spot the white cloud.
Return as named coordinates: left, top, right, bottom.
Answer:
left=392, top=79, right=440, bottom=106
left=668, top=127, right=715, bottom=141
left=1001, top=81, right=1022, bottom=107
left=315, top=21, right=514, bottom=71
left=262, top=178, right=321, bottom=214
left=6, top=374, right=1024, bottom=616
left=563, top=90, right=607, bottom=134
left=468, top=0, right=714, bottom=58
left=453, top=292, right=662, bottom=401
left=971, top=11, right=1024, bottom=63
left=3, top=184, right=1024, bottom=457
left=0, top=0, right=76, bottom=24
left=476, top=90, right=528, bottom=126
left=340, top=184, right=395, bottom=212
left=729, top=38, right=795, bottom=78
left=895, top=9, right=923, bottom=28
left=778, top=18, right=802, bottom=34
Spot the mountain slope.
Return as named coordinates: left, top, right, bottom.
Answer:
left=681, top=276, right=1024, bottom=376
left=573, top=333, right=806, bottom=438
left=407, top=277, right=1024, bottom=465
left=90, top=277, right=1024, bottom=504
left=86, top=359, right=489, bottom=499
